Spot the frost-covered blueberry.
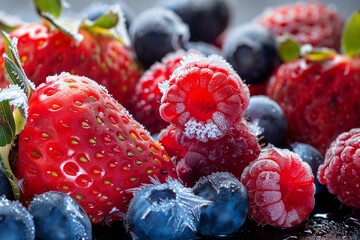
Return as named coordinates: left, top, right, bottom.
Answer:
left=244, top=95, right=287, bottom=147
left=160, top=0, right=231, bottom=43
left=125, top=178, right=211, bottom=240
left=0, top=167, right=14, bottom=200
left=129, top=7, right=190, bottom=68
left=223, top=24, right=281, bottom=84
left=184, top=41, right=222, bottom=56
left=28, top=191, right=92, bottom=240
left=193, top=172, right=248, bottom=237
left=0, top=196, right=35, bottom=240
left=289, top=142, right=325, bottom=194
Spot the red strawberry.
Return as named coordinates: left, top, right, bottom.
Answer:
left=159, top=53, right=250, bottom=142
left=130, top=50, right=189, bottom=134
left=0, top=7, right=140, bottom=109
left=15, top=72, right=176, bottom=224
left=318, top=128, right=360, bottom=209
left=255, top=1, right=344, bottom=51
left=241, top=146, right=315, bottom=228
left=267, top=55, right=360, bottom=154
left=177, top=120, right=261, bottom=187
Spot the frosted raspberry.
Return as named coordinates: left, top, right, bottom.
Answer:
left=241, top=146, right=315, bottom=228
left=160, top=53, right=250, bottom=142
left=158, top=124, right=188, bottom=161
left=318, top=128, right=360, bottom=209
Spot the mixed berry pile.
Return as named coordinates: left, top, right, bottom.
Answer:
left=0, top=0, right=359, bottom=239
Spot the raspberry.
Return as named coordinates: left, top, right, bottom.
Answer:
left=158, top=124, right=188, bottom=161
left=241, top=146, right=315, bottom=228
left=177, top=120, right=260, bottom=186
left=255, top=2, right=344, bottom=50
left=317, top=128, right=360, bottom=209
left=160, top=53, right=250, bottom=142
left=130, top=50, right=189, bottom=134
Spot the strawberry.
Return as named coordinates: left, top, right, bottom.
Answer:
left=130, top=50, right=189, bottom=134
left=0, top=2, right=140, bottom=109
left=255, top=1, right=344, bottom=51
left=13, top=72, right=176, bottom=224
left=266, top=12, right=360, bottom=155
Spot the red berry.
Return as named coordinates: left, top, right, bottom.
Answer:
left=318, top=128, right=360, bottom=209
left=177, top=120, right=260, bottom=187
left=255, top=2, right=344, bottom=50
left=130, top=50, right=188, bottom=134
left=157, top=124, right=188, bottom=161
left=160, top=53, right=250, bottom=142
left=15, top=73, right=176, bottom=224
left=241, top=146, right=315, bottom=228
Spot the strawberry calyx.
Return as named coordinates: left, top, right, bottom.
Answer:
left=0, top=32, right=34, bottom=199
left=341, top=10, right=360, bottom=57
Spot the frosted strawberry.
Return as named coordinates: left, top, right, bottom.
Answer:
left=267, top=12, right=360, bottom=154
left=159, top=53, right=250, bottom=142
left=0, top=34, right=176, bottom=224
left=241, top=146, right=315, bottom=228
left=130, top=50, right=189, bottom=134
left=318, top=128, right=360, bottom=209
left=177, top=120, right=260, bottom=187
left=255, top=1, right=344, bottom=51
left=0, top=0, right=140, bottom=109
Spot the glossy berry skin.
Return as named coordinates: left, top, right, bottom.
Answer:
left=15, top=73, right=176, bottom=224
left=244, top=95, right=287, bottom=147
left=290, top=142, right=325, bottom=194
left=158, top=124, right=188, bottom=161
left=160, top=53, right=250, bottom=143
left=267, top=55, right=360, bottom=155
left=160, top=0, right=231, bottom=43
left=130, top=50, right=188, bottom=134
left=241, top=146, right=315, bottom=228
left=193, top=172, right=248, bottom=237
left=0, top=167, right=14, bottom=200
left=129, top=7, right=189, bottom=68
left=126, top=178, right=210, bottom=240
left=28, top=191, right=92, bottom=240
left=0, top=196, right=35, bottom=240
left=255, top=1, right=345, bottom=50
left=318, top=128, right=360, bottom=209
left=0, top=22, right=140, bottom=109
left=223, top=24, right=280, bottom=85
left=177, top=120, right=261, bottom=187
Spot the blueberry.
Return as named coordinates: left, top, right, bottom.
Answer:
left=82, top=1, right=135, bottom=30
left=129, top=7, right=190, bottom=68
left=223, top=24, right=281, bottom=84
left=193, top=172, right=248, bottom=237
left=184, top=41, right=221, bottom=56
left=126, top=178, right=211, bottom=240
left=160, top=0, right=231, bottom=43
left=28, top=191, right=92, bottom=240
left=244, top=95, right=287, bottom=147
left=0, top=167, right=14, bottom=200
left=289, top=142, right=325, bottom=194
left=0, top=196, right=35, bottom=240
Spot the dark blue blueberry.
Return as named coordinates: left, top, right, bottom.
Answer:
left=223, top=24, right=281, bottom=84
left=129, top=7, right=190, bottom=68
left=192, top=172, right=248, bottom=237
left=0, top=196, right=35, bottom=240
left=28, top=191, right=92, bottom=240
left=184, top=41, right=221, bottom=56
left=244, top=95, right=287, bottom=147
left=289, top=142, right=325, bottom=194
left=126, top=178, right=210, bottom=240
left=160, top=0, right=231, bottom=43
left=82, top=1, right=135, bottom=30
left=0, top=167, right=14, bottom=200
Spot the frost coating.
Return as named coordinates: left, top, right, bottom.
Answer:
left=184, top=119, right=223, bottom=142
left=0, top=84, right=28, bottom=118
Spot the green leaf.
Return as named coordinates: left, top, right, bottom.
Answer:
left=0, top=144, right=20, bottom=199
left=0, top=101, right=15, bottom=146
left=34, top=0, right=62, bottom=18
left=92, top=10, right=119, bottom=29
left=277, top=36, right=301, bottom=62
left=304, top=48, right=337, bottom=62
left=342, top=10, right=360, bottom=57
